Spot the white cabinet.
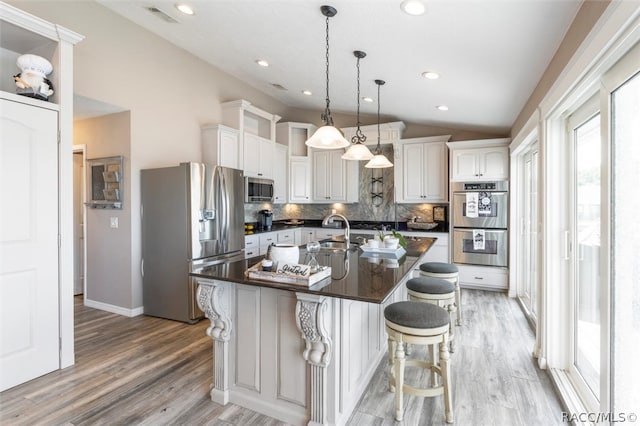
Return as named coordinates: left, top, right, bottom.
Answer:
left=244, top=234, right=259, bottom=258
left=311, top=149, right=357, bottom=203
left=341, top=121, right=406, bottom=147
left=273, top=143, right=287, bottom=203
left=289, top=157, right=311, bottom=203
left=457, top=264, right=508, bottom=291
left=399, top=138, right=448, bottom=202
left=221, top=100, right=280, bottom=179
left=314, top=228, right=345, bottom=240
left=448, top=140, right=510, bottom=182
left=276, top=122, right=316, bottom=157
left=243, top=133, right=274, bottom=178
left=300, top=228, right=316, bottom=245
left=258, top=233, right=277, bottom=256
left=277, top=229, right=295, bottom=244
left=201, top=124, right=240, bottom=169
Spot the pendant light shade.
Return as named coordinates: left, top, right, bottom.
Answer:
left=365, top=153, right=394, bottom=168
left=342, top=142, right=374, bottom=160
left=342, top=50, right=373, bottom=160
left=306, top=125, right=349, bottom=149
left=306, top=6, right=350, bottom=150
left=365, top=79, right=393, bottom=168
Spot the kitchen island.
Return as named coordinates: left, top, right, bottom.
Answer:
left=190, top=235, right=436, bottom=426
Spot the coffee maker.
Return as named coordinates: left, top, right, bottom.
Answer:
left=258, top=209, right=273, bottom=231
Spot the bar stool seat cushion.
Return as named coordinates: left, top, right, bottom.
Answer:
left=384, top=301, right=449, bottom=330
left=407, top=277, right=454, bottom=294
left=419, top=262, right=459, bottom=274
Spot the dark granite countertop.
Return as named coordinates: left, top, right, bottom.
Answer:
left=245, top=220, right=449, bottom=235
left=190, top=234, right=436, bottom=304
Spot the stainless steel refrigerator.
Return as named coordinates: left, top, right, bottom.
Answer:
left=141, top=163, right=245, bottom=323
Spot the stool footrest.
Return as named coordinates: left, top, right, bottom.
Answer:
left=403, top=384, right=445, bottom=398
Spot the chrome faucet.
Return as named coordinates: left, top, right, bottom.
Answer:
left=322, top=213, right=350, bottom=242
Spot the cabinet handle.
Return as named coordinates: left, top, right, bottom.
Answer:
left=474, top=276, right=484, bottom=280
left=258, top=173, right=263, bottom=176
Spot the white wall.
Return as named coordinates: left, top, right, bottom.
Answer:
left=74, top=112, right=132, bottom=310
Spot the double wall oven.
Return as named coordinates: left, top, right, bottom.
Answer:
left=452, top=181, right=508, bottom=267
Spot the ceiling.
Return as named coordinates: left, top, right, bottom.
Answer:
left=97, top=0, right=583, bottom=135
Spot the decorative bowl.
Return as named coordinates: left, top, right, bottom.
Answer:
left=407, top=222, right=438, bottom=230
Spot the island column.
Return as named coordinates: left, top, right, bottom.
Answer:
left=295, top=292, right=333, bottom=426
left=196, top=279, right=233, bottom=404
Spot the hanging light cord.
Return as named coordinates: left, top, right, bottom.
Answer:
left=321, top=14, right=333, bottom=126
left=375, top=81, right=382, bottom=154
left=352, top=55, right=366, bottom=145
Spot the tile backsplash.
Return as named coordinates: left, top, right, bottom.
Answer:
left=244, top=144, right=448, bottom=224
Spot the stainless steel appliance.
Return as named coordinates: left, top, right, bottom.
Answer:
left=452, top=181, right=508, bottom=267
left=141, top=163, right=245, bottom=323
left=244, top=176, right=274, bottom=203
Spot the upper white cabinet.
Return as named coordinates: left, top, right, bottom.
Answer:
left=394, top=135, right=450, bottom=203
left=273, top=143, right=287, bottom=203
left=447, top=139, right=510, bottom=181
left=311, top=149, right=358, bottom=203
left=289, top=157, right=311, bottom=203
left=341, top=121, right=406, bottom=147
left=243, top=133, right=274, bottom=178
left=276, top=122, right=316, bottom=157
left=201, top=124, right=240, bottom=169
left=221, top=100, right=280, bottom=178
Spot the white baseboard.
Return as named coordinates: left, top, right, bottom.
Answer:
left=84, top=298, right=144, bottom=317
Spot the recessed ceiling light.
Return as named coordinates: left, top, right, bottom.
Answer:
left=436, top=105, right=449, bottom=111
left=175, top=4, right=194, bottom=15
left=422, top=71, right=440, bottom=80
left=255, top=59, right=269, bottom=67
left=302, top=90, right=312, bottom=96
left=362, top=97, right=373, bottom=103
left=400, top=0, right=426, bottom=16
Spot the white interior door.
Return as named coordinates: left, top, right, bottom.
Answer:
left=0, top=98, right=59, bottom=391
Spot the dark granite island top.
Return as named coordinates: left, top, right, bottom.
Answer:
left=190, top=234, right=436, bottom=304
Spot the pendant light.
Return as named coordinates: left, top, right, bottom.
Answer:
left=305, top=5, right=350, bottom=149
left=365, top=80, right=394, bottom=168
left=342, top=51, right=374, bottom=161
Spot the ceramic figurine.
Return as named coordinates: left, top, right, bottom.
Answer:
left=14, top=54, right=54, bottom=101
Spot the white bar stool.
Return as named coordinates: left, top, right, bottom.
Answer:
left=384, top=301, right=453, bottom=424
left=407, top=276, right=457, bottom=352
left=419, top=262, right=462, bottom=326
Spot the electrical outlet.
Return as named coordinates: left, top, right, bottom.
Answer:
left=110, top=217, right=119, bottom=228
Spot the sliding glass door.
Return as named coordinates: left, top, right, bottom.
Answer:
left=606, top=47, right=640, bottom=415
left=567, top=96, right=603, bottom=410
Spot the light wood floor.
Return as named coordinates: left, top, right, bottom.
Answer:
left=0, top=290, right=564, bottom=425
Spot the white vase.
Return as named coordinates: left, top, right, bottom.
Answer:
left=269, top=244, right=299, bottom=265
left=383, top=236, right=399, bottom=249
left=367, top=238, right=380, bottom=248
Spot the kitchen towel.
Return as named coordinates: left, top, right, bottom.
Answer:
left=466, top=192, right=479, bottom=218
left=473, top=229, right=486, bottom=250
left=478, top=192, right=492, bottom=216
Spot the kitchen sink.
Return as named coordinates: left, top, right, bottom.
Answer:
left=318, top=241, right=359, bottom=251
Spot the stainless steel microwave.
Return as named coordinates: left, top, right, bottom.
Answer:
left=244, top=176, right=274, bottom=203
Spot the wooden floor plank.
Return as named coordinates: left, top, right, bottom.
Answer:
left=0, top=290, right=565, bottom=425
